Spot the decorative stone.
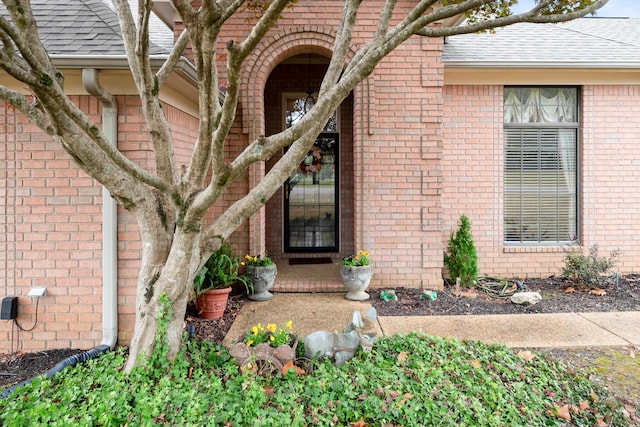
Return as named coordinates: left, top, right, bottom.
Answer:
left=510, top=291, right=542, bottom=305
left=230, top=341, right=295, bottom=374
left=380, top=290, right=398, bottom=301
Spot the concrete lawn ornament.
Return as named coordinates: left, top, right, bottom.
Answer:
left=304, top=307, right=378, bottom=366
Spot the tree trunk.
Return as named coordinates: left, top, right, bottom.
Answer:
left=125, top=223, right=201, bottom=372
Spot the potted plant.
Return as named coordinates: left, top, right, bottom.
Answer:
left=339, top=250, right=373, bottom=301
left=242, top=253, right=277, bottom=301
left=194, top=242, right=252, bottom=319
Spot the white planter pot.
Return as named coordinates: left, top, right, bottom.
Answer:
left=340, top=265, right=373, bottom=301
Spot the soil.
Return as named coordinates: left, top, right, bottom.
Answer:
left=1, top=276, right=639, bottom=408
left=369, top=274, right=640, bottom=316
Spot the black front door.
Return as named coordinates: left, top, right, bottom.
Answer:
left=284, top=133, right=339, bottom=252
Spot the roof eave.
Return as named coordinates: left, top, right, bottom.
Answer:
left=445, top=60, right=640, bottom=69
left=50, top=55, right=197, bottom=82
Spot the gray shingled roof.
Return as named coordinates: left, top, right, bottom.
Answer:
left=443, top=18, right=640, bottom=67
left=0, top=0, right=171, bottom=57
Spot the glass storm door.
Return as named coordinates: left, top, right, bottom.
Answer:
left=284, top=133, right=339, bottom=252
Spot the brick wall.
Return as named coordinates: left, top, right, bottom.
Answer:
left=219, top=1, right=447, bottom=288
left=442, top=84, right=640, bottom=279
left=0, top=96, right=103, bottom=352
left=0, top=97, right=200, bottom=351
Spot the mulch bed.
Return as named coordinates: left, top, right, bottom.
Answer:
left=369, top=274, right=640, bottom=316
left=1, top=275, right=638, bottom=391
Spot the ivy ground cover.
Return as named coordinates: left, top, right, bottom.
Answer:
left=1, top=333, right=636, bottom=426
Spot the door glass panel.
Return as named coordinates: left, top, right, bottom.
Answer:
left=285, top=134, right=338, bottom=252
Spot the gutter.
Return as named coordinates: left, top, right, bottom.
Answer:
left=444, top=60, right=640, bottom=69
left=51, top=55, right=198, bottom=83
left=82, top=69, right=118, bottom=351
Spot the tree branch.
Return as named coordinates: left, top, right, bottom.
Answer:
left=156, top=29, right=190, bottom=86
left=112, top=0, right=178, bottom=185
left=0, top=85, right=52, bottom=131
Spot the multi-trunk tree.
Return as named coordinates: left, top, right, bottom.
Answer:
left=0, top=0, right=608, bottom=370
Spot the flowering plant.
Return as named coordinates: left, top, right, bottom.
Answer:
left=242, top=253, right=274, bottom=267
left=244, top=321, right=293, bottom=347
left=340, top=250, right=371, bottom=267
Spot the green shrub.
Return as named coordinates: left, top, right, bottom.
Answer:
left=444, top=214, right=478, bottom=287
left=561, top=244, right=619, bottom=288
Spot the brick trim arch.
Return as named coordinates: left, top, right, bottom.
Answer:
left=240, top=25, right=374, bottom=137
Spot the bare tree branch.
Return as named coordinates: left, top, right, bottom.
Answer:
left=111, top=0, right=177, bottom=189
left=156, top=29, right=190, bottom=85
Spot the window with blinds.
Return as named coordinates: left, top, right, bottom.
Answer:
left=504, top=87, right=578, bottom=244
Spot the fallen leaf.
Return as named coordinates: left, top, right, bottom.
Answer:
left=517, top=350, right=536, bottom=362
left=351, top=419, right=368, bottom=427
left=554, top=404, right=572, bottom=421
left=282, top=360, right=305, bottom=376
left=263, top=386, right=275, bottom=397
left=579, top=400, right=590, bottom=412
left=468, top=359, right=482, bottom=369
left=590, top=288, right=607, bottom=296
left=564, top=287, right=576, bottom=293
left=625, top=404, right=636, bottom=415
left=596, top=416, right=607, bottom=427
left=397, top=352, right=408, bottom=362
left=591, top=391, right=600, bottom=402
left=400, top=392, right=413, bottom=404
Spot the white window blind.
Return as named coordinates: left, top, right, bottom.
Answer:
left=504, top=88, right=578, bottom=244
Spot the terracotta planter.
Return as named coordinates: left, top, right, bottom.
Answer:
left=340, top=265, right=373, bottom=301
left=245, top=264, right=278, bottom=301
left=196, top=287, right=232, bottom=319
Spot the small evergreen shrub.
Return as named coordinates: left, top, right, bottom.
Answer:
left=444, top=214, right=478, bottom=287
left=561, top=244, right=619, bottom=288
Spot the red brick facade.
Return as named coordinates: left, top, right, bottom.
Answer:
left=1, top=1, right=639, bottom=352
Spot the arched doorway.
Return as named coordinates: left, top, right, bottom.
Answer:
left=263, top=53, right=355, bottom=290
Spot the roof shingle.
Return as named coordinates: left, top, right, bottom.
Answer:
left=443, top=18, right=640, bottom=67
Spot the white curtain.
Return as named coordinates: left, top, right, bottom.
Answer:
left=504, top=88, right=577, bottom=123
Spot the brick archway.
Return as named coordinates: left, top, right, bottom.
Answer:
left=242, top=27, right=374, bottom=258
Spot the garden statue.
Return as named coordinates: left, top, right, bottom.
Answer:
left=304, top=307, right=378, bottom=366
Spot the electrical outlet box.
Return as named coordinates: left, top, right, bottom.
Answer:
left=1, top=297, right=17, bottom=320
left=28, top=287, right=46, bottom=297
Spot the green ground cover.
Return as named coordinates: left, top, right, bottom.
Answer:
left=1, top=331, right=636, bottom=426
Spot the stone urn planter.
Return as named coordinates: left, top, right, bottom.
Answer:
left=195, top=287, right=232, bottom=319
left=340, top=265, right=373, bottom=301
left=245, top=264, right=277, bottom=301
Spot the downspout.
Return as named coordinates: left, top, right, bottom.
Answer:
left=82, top=69, right=118, bottom=350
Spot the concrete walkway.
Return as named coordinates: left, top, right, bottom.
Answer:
left=224, top=293, right=640, bottom=349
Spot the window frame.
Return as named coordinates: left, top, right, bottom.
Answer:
left=503, top=86, right=581, bottom=246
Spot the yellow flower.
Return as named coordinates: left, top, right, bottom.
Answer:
left=266, top=323, right=277, bottom=333
left=245, top=255, right=253, bottom=261
left=269, top=336, right=275, bottom=342
left=246, top=340, right=254, bottom=346
left=257, top=323, right=264, bottom=332
left=251, top=326, right=258, bottom=335
left=285, top=320, right=293, bottom=330
left=359, top=250, right=370, bottom=257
